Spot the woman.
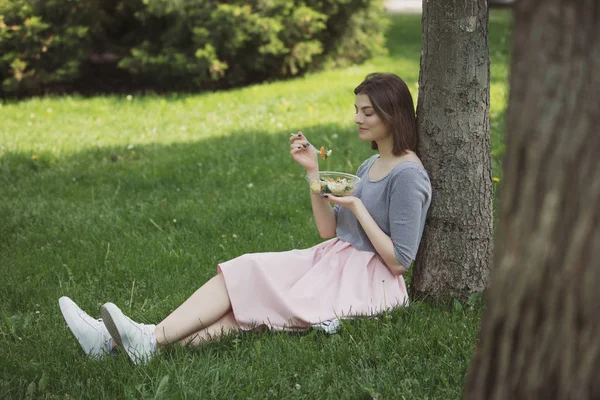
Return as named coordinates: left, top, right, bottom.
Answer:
left=59, top=72, right=432, bottom=364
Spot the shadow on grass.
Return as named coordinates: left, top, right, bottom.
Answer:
left=0, top=123, right=376, bottom=308
left=1, top=96, right=508, bottom=308
left=1, top=123, right=453, bottom=396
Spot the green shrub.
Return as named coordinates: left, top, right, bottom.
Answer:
left=0, top=0, right=103, bottom=93
left=117, top=0, right=388, bottom=89
left=0, top=0, right=388, bottom=95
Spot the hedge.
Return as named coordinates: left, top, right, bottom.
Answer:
left=0, top=0, right=388, bottom=95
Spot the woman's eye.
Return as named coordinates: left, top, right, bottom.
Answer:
left=365, top=113, right=373, bottom=117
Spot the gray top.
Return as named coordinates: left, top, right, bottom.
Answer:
left=334, top=155, right=432, bottom=269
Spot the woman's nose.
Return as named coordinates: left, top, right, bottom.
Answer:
left=355, top=114, right=363, bottom=124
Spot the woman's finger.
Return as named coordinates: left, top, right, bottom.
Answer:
left=289, top=131, right=305, bottom=143
left=322, top=194, right=346, bottom=206
left=289, top=144, right=303, bottom=153
left=289, top=140, right=310, bottom=151
left=290, top=146, right=306, bottom=156
left=290, top=139, right=309, bottom=148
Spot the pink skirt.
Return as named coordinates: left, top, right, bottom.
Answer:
left=218, top=238, right=409, bottom=331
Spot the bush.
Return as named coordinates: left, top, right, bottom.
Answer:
left=0, top=0, right=103, bottom=93
left=0, top=0, right=388, bottom=95
left=117, top=0, right=388, bottom=89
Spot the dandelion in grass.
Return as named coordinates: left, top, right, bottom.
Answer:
left=31, top=154, right=38, bottom=160
left=493, top=177, right=500, bottom=182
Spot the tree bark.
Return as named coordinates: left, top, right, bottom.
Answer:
left=413, top=0, right=493, bottom=299
left=466, top=1, right=600, bottom=398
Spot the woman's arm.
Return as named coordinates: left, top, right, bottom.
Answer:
left=322, top=195, right=408, bottom=276
left=289, top=132, right=337, bottom=238
left=351, top=200, right=408, bottom=276
left=307, top=171, right=337, bottom=238
left=326, top=168, right=429, bottom=276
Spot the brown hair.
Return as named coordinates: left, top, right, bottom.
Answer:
left=354, top=73, right=418, bottom=155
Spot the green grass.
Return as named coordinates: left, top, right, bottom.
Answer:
left=0, top=11, right=512, bottom=399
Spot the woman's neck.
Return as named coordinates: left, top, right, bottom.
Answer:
left=376, top=139, right=415, bottom=163
left=375, top=137, right=395, bottom=161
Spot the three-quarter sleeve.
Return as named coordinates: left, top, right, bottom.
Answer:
left=388, top=168, right=430, bottom=269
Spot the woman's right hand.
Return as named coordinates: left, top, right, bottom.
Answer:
left=289, top=131, right=318, bottom=173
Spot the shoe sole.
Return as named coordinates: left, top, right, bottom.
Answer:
left=100, top=303, right=135, bottom=362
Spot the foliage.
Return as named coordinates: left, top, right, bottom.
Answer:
left=0, top=0, right=388, bottom=94
left=0, top=0, right=103, bottom=93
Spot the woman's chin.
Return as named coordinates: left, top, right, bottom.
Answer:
left=358, top=131, right=370, bottom=141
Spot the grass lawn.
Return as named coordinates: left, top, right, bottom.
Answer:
left=0, top=11, right=512, bottom=399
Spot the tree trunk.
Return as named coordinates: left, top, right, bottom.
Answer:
left=413, top=0, right=493, bottom=299
left=465, top=1, right=600, bottom=398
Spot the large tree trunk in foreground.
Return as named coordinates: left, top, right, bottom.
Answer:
left=466, top=1, right=600, bottom=398
left=413, top=0, right=493, bottom=299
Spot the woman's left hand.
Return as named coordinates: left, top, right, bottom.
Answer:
left=322, top=195, right=362, bottom=213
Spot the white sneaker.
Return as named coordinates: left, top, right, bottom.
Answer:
left=312, top=318, right=341, bottom=334
left=58, top=296, right=115, bottom=359
left=100, top=302, right=156, bottom=365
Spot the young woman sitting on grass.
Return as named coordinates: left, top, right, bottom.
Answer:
left=59, top=72, right=432, bottom=364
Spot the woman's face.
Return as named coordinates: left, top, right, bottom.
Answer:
left=354, top=93, right=389, bottom=143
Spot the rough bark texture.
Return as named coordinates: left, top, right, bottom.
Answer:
left=466, top=1, right=600, bottom=398
left=412, top=0, right=493, bottom=299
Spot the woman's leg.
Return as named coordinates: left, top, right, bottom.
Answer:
left=154, top=273, right=232, bottom=345
left=179, top=311, right=241, bottom=347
